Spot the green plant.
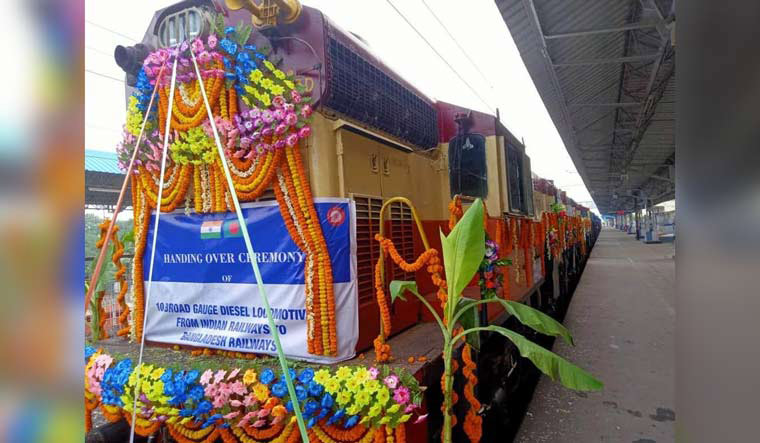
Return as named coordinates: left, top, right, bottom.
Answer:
left=389, top=199, right=601, bottom=443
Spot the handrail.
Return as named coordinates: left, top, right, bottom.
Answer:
left=375, top=197, right=432, bottom=291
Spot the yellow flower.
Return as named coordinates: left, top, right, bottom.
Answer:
left=274, top=70, right=286, bottom=80
left=253, top=383, right=270, bottom=402
left=355, top=390, right=371, bottom=407
left=335, top=366, right=352, bottom=381
left=375, top=387, right=390, bottom=406
left=243, top=369, right=257, bottom=385
left=151, top=367, right=165, bottom=380
left=324, top=378, right=340, bottom=395
left=399, top=414, right=411, bottom=423
left=270, top=84, right=285, bottom=96
left=387, top=404, right=400, bottom=414
left=313, top=369, right=330, bottom=385
left=336, top=390, right=352, bottom=406
left=250, top=69, right=264, bottom=83
left=284, top=80, right=295, bottom=90
left=263, top=60, right=275, bottom=71
left=140, top=364, right=153, bottom=377
left=345, top=378, right=359, bottom=392
left=367, top=404, right=382, bottom=418
left=352, top=367, right=370, bottom=382
left=346, top=404, right=361, bottom=415
left=379, top=417, right=391, bottom=425
left=364, top=379, right=380, bottom=393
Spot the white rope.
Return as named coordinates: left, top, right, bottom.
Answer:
left=189, top=50, right=311, bottom=442
left=128, top=54, right=179, bottom=443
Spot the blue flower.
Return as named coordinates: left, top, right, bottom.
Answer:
left=225, top=26, right=235, bottom=34
left=271, top=381, right=288, bottom=398
left=303, top=400, right=320, bottom=417
left=260, top=369, right=275, bottom=385
left=220, top=38, right=238, bottom=55
left=184, top=370, right=200, bottom=384
left=295, top=385, right=307, bottom=401
left=308, top=381, right=324, bottom=397
left=161, top=369, right=174, bottom=384
left=170, top=393, right=187, bottom=405
left=320, top=392, right=334, bottom=409
left=298, top=368, right=315, bottom=384
left=307, top=417, right=317, bottom=428
left=316, top=408, right=329, bottom=420
left=195, top=400, right=212, bottom=415
left=179, top=408, right=194, bottom=417
left=285, top=400, right=294, bottom=412
left=225, top=72, right=237, bottom=81
left=344, top=415, right=359, bottom=429
left=288, top=368, right=297, bottom=381
left=244, top=44, right=258, bottom=52
left=327, top=409, right=345, bottom=425
left=85, top=346, right=96, bottom=362
left=188, top=385, right=204, bottom=402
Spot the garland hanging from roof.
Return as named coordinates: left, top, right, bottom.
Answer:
left=118, top=16, right=334, bottom=356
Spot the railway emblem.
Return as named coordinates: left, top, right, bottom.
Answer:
left=327, top=205, right=346, bottom=227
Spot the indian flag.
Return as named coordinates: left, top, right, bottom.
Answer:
left=200, top=220, right=223, bottom=239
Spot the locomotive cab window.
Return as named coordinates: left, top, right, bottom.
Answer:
left=448, top=133, right=487, bottom=199
left=506, top=141, right=535, bottom=216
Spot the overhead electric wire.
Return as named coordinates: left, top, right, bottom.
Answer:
left=86, top=19, right=139, bottom=42
left=384, top=0, right=494, bottom=113
left=85, top=69, right=124, bottom=83
left=419, top=0, right=495, bottom=93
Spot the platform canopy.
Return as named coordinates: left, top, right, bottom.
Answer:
left=495, top=0, right=675, bottom=213
left=85, top=149, right=130, bottom=208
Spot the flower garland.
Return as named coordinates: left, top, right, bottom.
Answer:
left=372, top=234, right=439, bottom=362
left=461, top=344, right=482, bottom=443
left=84, top=347, right=423, bottom=441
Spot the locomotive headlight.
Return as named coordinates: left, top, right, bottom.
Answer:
left=158, top=7, right=208, bottom=48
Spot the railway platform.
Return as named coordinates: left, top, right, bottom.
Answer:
left=516, top=228, right=675, bottom=443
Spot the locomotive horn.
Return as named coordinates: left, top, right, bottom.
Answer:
left=114, top=43, right=153, bottom=86
left=225, top=0, right=302, bottom=26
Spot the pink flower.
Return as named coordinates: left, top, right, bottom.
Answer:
left=234, top=149, right=246, bottom=158
left=413, top=413, right=428, bottom=424
left=207, top=34, right=217, bottom=49
left=285, top=112, right=298, bottom=126
left=383, top=375, right=399, bottom=389
left=261, top=110, right=274, bottom=124
left=230, top=381, right=247, bottom=396
left=205, top=384, right=218, bottom=397
left=271, top=415, right=285, bottom=425
left=191, top=38, right=204, bottom=54
left=212, top=396, right=226, bottom=409
left=298, top=126, right=311, bottom=139
left=393, top=386, right=410, bottom=405
left=252, top=419, right=267, bottom=428
left=274, top=139, right=286, bottom=150
left=214, top=370, right=227, bottom=384
left=300, top=104, right=313, bottom=118
left=285, top=133, right=299, bottom=147
left=404, top=404, right=417, bottom=413
left=230, top=399, right=242, bottom=407
left=224, top=411, right=240, bottom=420
left=283, top=103, right=295, bottom=112
left=291, top=90, right=302, bottom=103
left=243, top=394, right=256, bottom=407
left=249, top=109, right=261, bottom=120
left=198, top=51, right=212, bottom=64
left=272, top=96, right=285, bottom=108
left=368, top=367, right=379, bottom=380
left=262, top=127, right=273, bottom=137
left=257, top=408, right=270, bottom=418
left=275, top=124, right=288, bottom=135
left=228, top=368, right=241, bottom=380
left=244, top=150, right=256, bottom=160
left=200, top=370, right=213, bottom=385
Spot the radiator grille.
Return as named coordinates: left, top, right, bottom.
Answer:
left=324, top=37, right=439, bottom=150
left=354, top=195, right=383, bottom=305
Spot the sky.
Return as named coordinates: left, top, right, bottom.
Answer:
left=84, top=0, right=598, bottom=214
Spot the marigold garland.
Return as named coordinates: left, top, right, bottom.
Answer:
left=462, top=344, right=482, bottom=443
